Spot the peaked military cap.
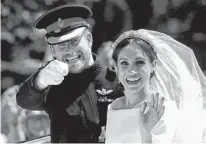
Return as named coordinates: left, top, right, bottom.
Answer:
left=35, top=4, right=93, bottom=45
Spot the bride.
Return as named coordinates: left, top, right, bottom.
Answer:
left=105, top=29, right=206, bottom=143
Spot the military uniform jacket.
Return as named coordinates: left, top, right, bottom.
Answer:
left=16, top=55, right=123, bottom=143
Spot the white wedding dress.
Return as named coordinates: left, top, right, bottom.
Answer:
left=106, top=95, right=179, bottom=143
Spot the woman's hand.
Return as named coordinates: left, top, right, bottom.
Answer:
left=139, top=93, right=165, bottom=134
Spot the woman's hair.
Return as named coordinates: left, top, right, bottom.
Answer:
left=112, top=38, right=157, bottom=63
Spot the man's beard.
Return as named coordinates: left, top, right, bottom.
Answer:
left=68, top=54, right=91, bottom=73
left=68, top=61, right=86, bottom=73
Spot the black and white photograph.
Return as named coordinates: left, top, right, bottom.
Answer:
left=1, top=0, right=206, bottom=143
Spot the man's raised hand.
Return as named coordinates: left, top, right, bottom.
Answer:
left=35, top=60, right=69, bottom=91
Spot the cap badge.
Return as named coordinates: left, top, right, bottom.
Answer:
left=58, top=18, right=64, bottom=29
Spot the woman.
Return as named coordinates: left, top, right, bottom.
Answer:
left=105, top=29, right=206, bottom=143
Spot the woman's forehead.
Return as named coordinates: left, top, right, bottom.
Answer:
left=118, top=45, right=146, bottom=59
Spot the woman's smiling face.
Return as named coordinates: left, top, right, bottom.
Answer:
left=116, top=45, right=154, bottom=94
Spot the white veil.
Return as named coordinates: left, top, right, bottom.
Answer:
left=112, top=29, right=206, bottom=143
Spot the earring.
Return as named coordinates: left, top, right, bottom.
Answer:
left=150, top=71, right=155, bottom=78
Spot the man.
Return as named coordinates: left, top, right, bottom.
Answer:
left=16, top=4, right=122, bottom=143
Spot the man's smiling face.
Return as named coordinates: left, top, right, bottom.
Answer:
left=51, top=28, right=93, bottom=73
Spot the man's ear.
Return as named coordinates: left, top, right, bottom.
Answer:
left=50, top=45, right=56, bottom=59
left=86, top=32, right=93, bottom=48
